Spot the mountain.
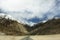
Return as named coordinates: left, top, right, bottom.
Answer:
left=0, top=15, right=60, bottom=35
left=30, top=18, right=60, bottom=35
left=0, top=17, right=29, bottom=36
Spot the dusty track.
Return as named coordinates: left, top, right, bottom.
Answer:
left=0, top=34, right=60, bottom=40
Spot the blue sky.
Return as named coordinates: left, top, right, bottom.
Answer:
left=0, top=0, right=60, bottom=26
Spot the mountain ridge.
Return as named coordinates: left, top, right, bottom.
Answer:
left=0, top=16, right=60, bottom=35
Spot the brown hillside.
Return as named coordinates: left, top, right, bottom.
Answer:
left=0, top=17, right=60, bottom=35
left=0, top=18, right=29, bottom=36
left=31, top=18, right=60, bottom=35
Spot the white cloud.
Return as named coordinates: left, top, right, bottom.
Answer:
left=0, top=0, right=59, bottom=26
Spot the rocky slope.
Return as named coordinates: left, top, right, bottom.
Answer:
left=31, top=18, right=60, bottom=35
left=0, top=17, right=60, bottom=35
left=0, top=17, right=29, bottom=36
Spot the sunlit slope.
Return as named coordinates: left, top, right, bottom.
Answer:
left=0, top=17, right=29, bottom=35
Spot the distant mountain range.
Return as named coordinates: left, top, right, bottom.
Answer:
left=0, top=15, right=60, bottom=36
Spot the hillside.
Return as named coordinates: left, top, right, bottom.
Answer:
left=0, top=17, right=29, bottom=36
left=0, top=16, right=60, bottom=35
left=30, top=18, right=60, bottom=35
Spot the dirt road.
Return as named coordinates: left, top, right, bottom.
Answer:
left=0, top=34, right=60, bottom=40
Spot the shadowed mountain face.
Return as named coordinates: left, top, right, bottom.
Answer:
left=31, top=18, right=60, bottom=35
left=0, top=17, right=60, bottom=35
